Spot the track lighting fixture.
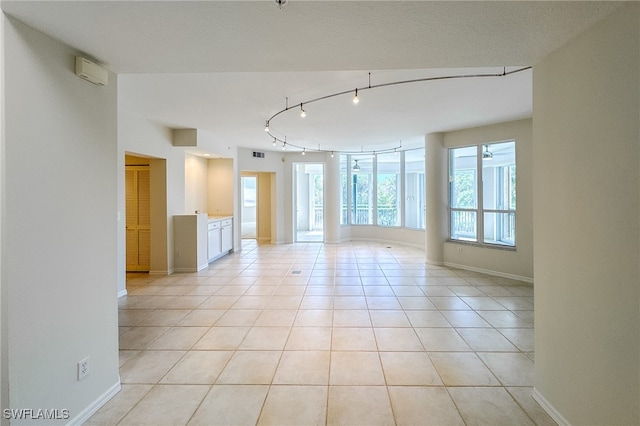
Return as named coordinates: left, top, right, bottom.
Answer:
left=282, top=142, right=286, bottom=150
left=302, top=148, right=306, bottom=156
left=263, top=67, right=530, bottom=156
left=331, top=151, right=335, bottom=158
left=352, top=159, right=361, bottom=172
left=482, top=145, right=493, bottom=160
left=272, top=138, right=277, bottom=147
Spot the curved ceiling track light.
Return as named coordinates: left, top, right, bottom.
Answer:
left=353, top=159, right=361, bottom=172
left=264, top=66, right=531, bottom=155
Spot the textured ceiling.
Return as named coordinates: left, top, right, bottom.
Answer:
left=1, top=1, right=623, bottom=154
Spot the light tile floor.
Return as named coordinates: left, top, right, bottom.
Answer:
left=87, top=241, right=556, bottom=426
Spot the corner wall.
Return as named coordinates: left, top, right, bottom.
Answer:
left=117, top=112, right=182, bottom=277
left=0, top=12, right=8, bottom=426
left=208, top=158, right=234, bottom=216
left=185, top=154, right=208, bottom=214
left=533, top=4, right=639, bottom=424
left=3, top=17, right=120, bottom=423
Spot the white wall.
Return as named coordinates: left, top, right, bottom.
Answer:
left=350, top=226, right=425, bottom=248
left=324, top=154, right=341, bottom=244
left=0, top=13, right=8, bottom=426
left=3, top=17, right=120, bottom=424
left=426, top=133, right=447, bottom=264
left=185, top=154, right=208, bottom=214
left=443, top=119, right=533, bottom=281
left=533, top=4, right=639, bottom=424
left=207, top=158, right=234, bottom=216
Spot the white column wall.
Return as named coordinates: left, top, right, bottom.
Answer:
left=532, top=4, right=639, bottom=424
left=3, top=17, right=120, bottom=423
left=425, top=133, right=446, bottom=264
left=324, top=152, right=341, bottom=244
left=0, top=12, right=7, bottom=426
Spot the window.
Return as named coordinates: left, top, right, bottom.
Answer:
left=405, top=148, right=425, bottom=229
left=450, top=146, right=478, bottom=241
left=340, top=148, right=425, bottom=229
left=376, top=152, right=401, bottom=227
left=340, top=155, right=348, bottom=225
left=449, top=141, right=516, bottom=247
left=242, top=176, right=257, bottom=207
left=351, top=155, right=373, bottom=225
left=482, top=141, right=516, bottom=245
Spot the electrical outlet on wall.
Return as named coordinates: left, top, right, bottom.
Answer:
left=78, top=357, right=90, bottom=380
left=457, top=247, right=463, bottom=254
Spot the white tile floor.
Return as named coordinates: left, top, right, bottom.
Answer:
left=87, top=240, right=556, bottom=425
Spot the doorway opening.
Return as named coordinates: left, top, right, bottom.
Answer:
left=124, top=154, right=168, bottom=278
left=294, top=163, right=324, bottom=242
left=241, top=175, right=257, bottom=239
left=125, top=159, right=151, bottom=272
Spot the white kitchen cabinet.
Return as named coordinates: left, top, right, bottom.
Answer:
left=221, top=218, right=233, bottom=253
left=208, top=220, right=222, bottom=261
left=206, top=216, right=233, bottom=263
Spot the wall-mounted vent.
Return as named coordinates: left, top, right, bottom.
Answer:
left=252, top=151, right=265, bottom=158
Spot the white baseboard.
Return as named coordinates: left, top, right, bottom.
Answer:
left=425, top=258, right=444, bottom=266
left=117, top=289, right=127, bottom=298
left=67, top=381, right=121, bottom=426
left=532, top=387, right=571, bottom=426
left=443, top=261, right=534, bottom=284
left=149, top=270, right=171, bottom=276
left=172, top=267, right=200, bottom=273
left=346, top=237, right=426, bottom=250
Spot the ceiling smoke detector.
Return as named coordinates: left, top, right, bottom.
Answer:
left=275, top=0, right=288, bottom=9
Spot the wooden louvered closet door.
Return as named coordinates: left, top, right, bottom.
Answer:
left=125, top=166, right=151, bottom=271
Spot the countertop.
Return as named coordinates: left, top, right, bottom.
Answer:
left=207, top=214, right=233, bottom=221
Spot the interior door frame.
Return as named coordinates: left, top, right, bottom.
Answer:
left=293, top=162, right=325, bottom=243
left=240, top=174, right=258, bottom=239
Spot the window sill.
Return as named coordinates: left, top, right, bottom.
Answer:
left=345, top=224, right=426, bottom=231
left=448, top=240, right=517, bottom=252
